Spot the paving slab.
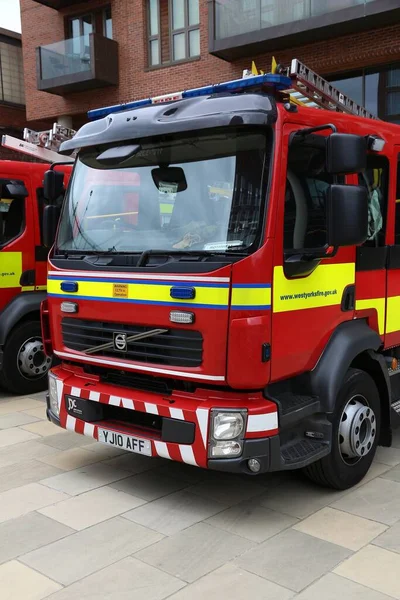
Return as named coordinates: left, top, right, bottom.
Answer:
left=235, top=528, right=351, bottom=592
left=136, top=522, right=254, bottom=583
left=21, top=516, right=163, bottom=586
left=46, top=556, right=186, bottom=600
left=334, top=544, right=400, bottom=599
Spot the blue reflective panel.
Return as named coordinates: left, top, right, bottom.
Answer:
left=60, top=281, right=79, bottom=293
left=170, top=286, right=196, bottom=300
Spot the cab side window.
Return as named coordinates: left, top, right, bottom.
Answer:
left=0, top=179, right=26, bottom=247
left=284, top=136, right=335, bottom=251
left=395, top=155, right=400, bottom=244
left=357, top=156, right=389, bottom=247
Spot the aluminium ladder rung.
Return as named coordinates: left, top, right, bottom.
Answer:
left=287, top=58, right=378, bottom=120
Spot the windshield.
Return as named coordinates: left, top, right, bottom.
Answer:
left=56, top=128, right=271, bottom=257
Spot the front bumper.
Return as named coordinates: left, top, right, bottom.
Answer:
left=48, top=365, right=279, bottom=473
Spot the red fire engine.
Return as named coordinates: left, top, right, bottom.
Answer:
left=0, top=128, right=72, bottom=394
left=41, top=60, right=400, bottom=489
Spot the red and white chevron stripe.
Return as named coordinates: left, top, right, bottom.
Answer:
left=52, top=369, right=278, bottom=469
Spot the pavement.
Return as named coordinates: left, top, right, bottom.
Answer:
left=0, top=389, right=400, bottom=600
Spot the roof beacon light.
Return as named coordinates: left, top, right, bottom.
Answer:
left=87, top=72, right=292, bottom=120
left=87, top=57, right=378, bottom=122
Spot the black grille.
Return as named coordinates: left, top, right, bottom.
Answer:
left=62, top=318, right=203, bottom=367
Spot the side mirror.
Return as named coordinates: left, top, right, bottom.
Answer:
left=43, top=204, right=61, bottom=248
left=327, top=184, right=368, bottom=247
left=44, top=170, right=64, bottom=203
left=327, top=133, right=367, bottom=174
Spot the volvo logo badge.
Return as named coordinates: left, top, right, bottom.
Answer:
left=113, top=333, right=128, bottom=352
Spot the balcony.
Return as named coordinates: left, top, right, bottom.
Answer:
left=209, top=0, right=400, bottom=61
left=36, top=33, right=118, bottom=95
left=32, top=0, right=82, bottom=9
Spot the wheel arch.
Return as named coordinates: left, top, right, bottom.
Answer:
left=311, top=319, right=391, bottom=446
left=0, top=292, right=46, bottom=347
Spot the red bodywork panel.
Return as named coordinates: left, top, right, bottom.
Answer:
left=0, top=161, right=71, bottom=313
left=46, top=101, right=400, bottom=468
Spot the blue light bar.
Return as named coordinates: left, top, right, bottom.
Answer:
left=87, top=73, right=292, bottom=121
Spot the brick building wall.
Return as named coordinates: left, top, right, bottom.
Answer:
left=20, top=0, right=400, bottom=124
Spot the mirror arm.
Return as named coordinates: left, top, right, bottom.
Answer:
left=291, top=124, right=337, bottom=142
left=49, top=161, right=73, bottom=171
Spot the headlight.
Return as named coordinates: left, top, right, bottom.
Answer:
left=48, top=373, right=59, bottom=417
left=212, top=411, right=245, bottom=440
left=209, top=409, right=247, bottom=459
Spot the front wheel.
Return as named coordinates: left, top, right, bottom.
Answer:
left=0, top=321, right=52, bottom=395
left=303, top=368, right=380, bottom=490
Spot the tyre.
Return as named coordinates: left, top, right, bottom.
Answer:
left=0, top=321, right=52, bottom=395
left=303, top=368, right=380, bottom=490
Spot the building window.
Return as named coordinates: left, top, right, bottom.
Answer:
left=103, top=7, right=113, bottom=39
left=148, top=0, right=200, bottom=67
left=67, top=7, right=113, bottom=41
left=68, top=14, right=94, bottom=39
left=0, top=42, right=25, bottom=106
left=330, top=63, right=400, bottom=123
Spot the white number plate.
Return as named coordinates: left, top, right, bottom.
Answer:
left=97, top=428, right=152, bottom=456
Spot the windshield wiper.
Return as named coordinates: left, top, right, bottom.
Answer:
left=136, top=249, right=247, bottom=267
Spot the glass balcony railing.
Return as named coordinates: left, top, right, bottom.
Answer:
left=37, top=33, right=118, bottom=95
left=39, top=35, right=92, bottom=81
left=215, top=0, right=377, bottom=40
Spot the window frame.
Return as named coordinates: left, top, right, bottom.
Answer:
left=148, top=0, right=161, bottom=67
left=169, top=0, right=200, bottom=63
left=147, top=0, right=200, bottom=68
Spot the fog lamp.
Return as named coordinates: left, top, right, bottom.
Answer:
left=210, top=440, right=242, bottom=458
left=48, top=373, right=59, bottom=417
left=248, top=458, right=261, bottom=473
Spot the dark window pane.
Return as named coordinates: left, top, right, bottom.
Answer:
left=358, top=156, right=389, bottom=247
left=387, top=68, right=400, bottom=88
left=331, top=75, right=363, bottom=106
left=365, top=72, right=379, bottom=117
left=387, top=91, right=400, bottom=116
left=395, top=157, right=400, bottom=244
left=284, top=136, right=334, bottom=251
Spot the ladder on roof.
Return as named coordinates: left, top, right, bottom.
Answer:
left=244, top=58, right=377, bottom=120
left=1, top=123, right=76, bottom=162
left=280, top=58, right=377, bottom=120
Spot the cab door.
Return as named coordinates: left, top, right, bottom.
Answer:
left=386, top=150, right=400, bottom=346
left=0, top=173, right=35, bottom=308
left=271, top=124, right=356, bottom=382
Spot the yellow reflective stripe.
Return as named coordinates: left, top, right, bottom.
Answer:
left=21, top=286, right=35, bottom=292
left=273, top=263, right=355, bottom=313
left=0, top=252, right=22, bottom=288
left=385, top=296, right=400, bottom=333
left=47, top=278, right=229, bottom=307
left=231, top=286, right=271, bottom=309
left=35, top=285, right=47, bottom=291
left=355, top=298, right=385, bottom=335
